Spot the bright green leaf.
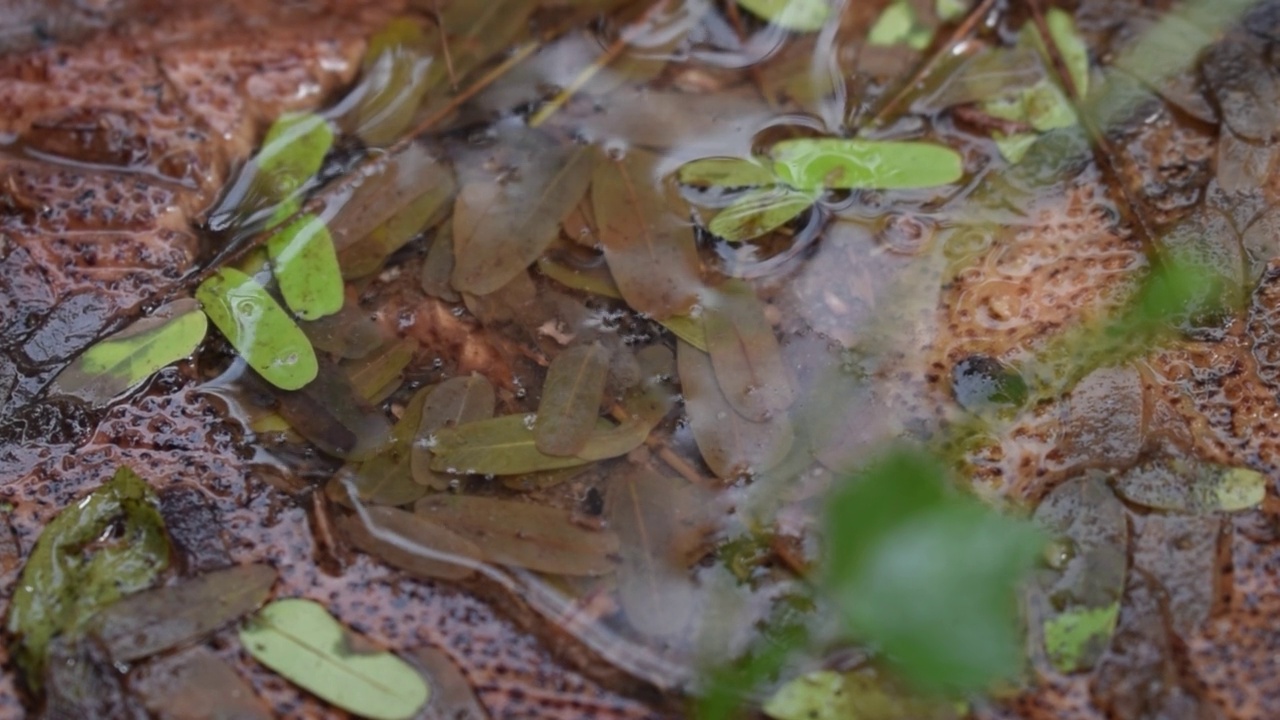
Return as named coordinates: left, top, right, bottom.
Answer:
left=764, top=669, right=962, bottom=720
left=708, top=187, right=815, bottom=242
left=6, top=467, right=169, bottom=687
left=993, top=132, right=1038, bottom=163
left=677, top=157, right=778, bottom=188
left=735, top=0, right=830, bottom=32
left=49, top=299, right=207, bottom=407
left=770, top=139, right=964, bottom=191
left=936, top=0, right=969, bottom=22
left=197, top=268, right=318, bottom=391
left=256, top=113, right=334, bottom=202
left=267, top=213, right=344, bottom=321
left=868, top=2, right=918, bottom=46
left=1043, top=603, right=1120, bottom=674
left=239, top=599, right=429, bottom=720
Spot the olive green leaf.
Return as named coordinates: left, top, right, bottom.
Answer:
left=428, top=414, right=594, bottom=476
left=343, top=338, right=417, bottom=404
left=91, top=564, right=277, bottom=663
left=346, top=18, right=437, bottom=146
left=735, top=0, right=831, bottom=32
left=239, top=599, right=429, bottom=720
left=676, top=157, right=778, bottom=188
left=659, top=313, right=708, bottom=351
left=339, top=505, right=483, bottom=582
left=536, top=256, right=625, bottom=300
left=1042, top=603, right=1121, bottom=675
left=415, top=494, right=619, bottom=576
left=7, top=467, right=169, bottom=687
left=48, top=299, right=207, bottom=407
left=197, top=267, right=318, bottom=391
left=343, top=384, right=432, bottom=507
left=868, top=1, right=933, bottom=50
left=708, top=187, right=816, bottom=243
left=770, top=139, right=964, bottom=191
left=764, top=669, right=964, bottom=720
left=411, top=374, right=496, bottom=490
left=936, top=0, right=969, bottom=22
left=267, top=213, right=344, bottom=321
left=704, top=280, right=794, bottom=421
left=535, top=342, right=611, bottom=456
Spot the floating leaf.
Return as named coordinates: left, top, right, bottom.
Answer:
left=764, top=669, right=963, bottom=720
left=415, top=494, right=619, bottom=576
left=428, top=414, right=593, bottom=476
left=330, top=144, right=456, bottom=279
left=131, top=648, right=272, bottom=720
left=411, top=374, right=496, bottom=489
left=735, top=0, right=831, bottom=32
left=1113, top=458, right=1266, bottom=513
left=7, top=467, right=169, bottom=686
left=272, top=358, right=392, bottom=461
left=1032, top=475, right=1127, bottom=673
left=197, top=268, right=318, bottom=391
left=451, top=125, right=596, bottom=295
left=346, top=18, right=437, bottom=146
left=677, top=339, right=794, bottom=479
left=48, top=299, right=207, bottom=407
left=339, top=505, right=482, bottom=581
left=770, top=139, right=964, bottom=191
left=607, top=466, right=701, bottom=638
left=535, top=342, right=611, bottom=456
left=91, top=564, right=276, bottom=663
left=592, top=149, right=703, bottom=319
left=240, top=599, right=429, bottom=720
left=868, top=1, right=932, bottom=50
left=708, top=187, right=815, bottom=242
left=341, top=385, right=432, bottom=507
left=208, top=113, right=334, bottom=229
left=677, top=157, right=777, bottom=188
left=824, top=448, right=1046, bottom=693
left=267, top=213, right=344, bottom=321
left=704, top=280, right=794, bottom=421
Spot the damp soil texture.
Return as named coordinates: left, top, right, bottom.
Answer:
left=3, top=0, right=1280, bottom=718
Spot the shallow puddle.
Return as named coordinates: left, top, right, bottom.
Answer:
left=3, top=0, right=1280, bottom=718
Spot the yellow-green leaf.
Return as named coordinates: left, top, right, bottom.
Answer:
left=764, top=669, right=963, bottom=720
left=707, top=187, right=815, bottom=242
left=267, top=213, right=344, bottom=321
left=770, top=139, right=964, bottom=191
left=411, top=374, right=496, bottom=489
left=239, top=599, right=429, bottom=720
left=1113, top=459, right=1266, bottom=513
left=1043, top=603, right=1121, bottom=675
left=48, top=299, right=207, bottom=407
left=676, top=157, right=777, bottom=188
left=735, top=0, right=830, bottom=32
left=428, top=414, right=593, bottom=476
left=197, top=268, right=318, bottom=391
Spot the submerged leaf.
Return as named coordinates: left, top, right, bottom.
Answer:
left=708, top=187, right=815, bottom=243
left=339, top=505, right=483, bottom=581
left=677, top=339, right=794, bottom=479
left=342, top=385, right=432, bottom=507
left=411, top=374, right=497, bottom=489
left=267, top=213, right=344, bottom=321
left=535, top=342, right=611, bottom=456
left=420, top=226, right=460, bottom=302
left=659, top=313, right=708, bottom=351
left=131, top=648, right=271, bottom=720
left=92, top=564, right=276, bottom=663
left=7, top=467, right=169, bottom=686
left=868, top=1, right=932, bottom=50
left=451, top=125, right=596, bottom=295
left=735, top=0, right=830, bottom=32
left=240, top=599, right=429, bottom=720
left=428, top=414, right=593, bottom=476
left=346, top=18, right=437, bottom=146
left=704, top=280, right=794, bottom=421
left=48, top=299, right=207, bottom=407
left=1113, top=458, right=1266, bottom=513
left=764, top=669, right=962, bottom=720
left=1043, top=603, right=1121, bottom=675
left=197, top=268, right=318, bottom=391
left=272, top=358, right=392, bottom=461
left=415, top=494, right=619, bottom=576
left=536, top=255, right=624, bottom=300
left=770, top=139, right=964, bottom=191
left=343, top=338, right=417, bottom=403
left=592, top=149, right=703, bottom=319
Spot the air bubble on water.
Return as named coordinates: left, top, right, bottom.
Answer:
left=421, top=434, right=438, bottom=449
left=522, top=413, right=537, bottom=429
left=448, top=478, right=462, bottom=491
left=716, top=411, right=727, bottom=420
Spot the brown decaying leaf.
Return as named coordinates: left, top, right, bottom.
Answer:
left=535, top=342, right=612, bottom=456
left=300, top=291, right=388, bottom=360
left=703, top=279, right=794, bottom=421
left=341, top=384, right=433, bottom=507
left=591, top=148, right=703, bottom=320
left=606, top=465, right=701, bottom=639
left=414, top=494, right=619, bottom=576
left=420, top=224, right=460, bottom=302
left=412, top=646, right=492, bottom=720
left=91, top=564, right=277, bottom=663
left=130, top=648, right=272, bottom=720
left=339, top=504, right=482, bottom=582
left=450, top=124, right=597, bottom=295
left=677, top=339, right=794, bottom=479
left=327, top=143, right=456, bottom=278
left=411, top=373, right=496, bottom=489
left=272, top=357, right=392, bottom=461
left=343, top=337, right=418, bottom=403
